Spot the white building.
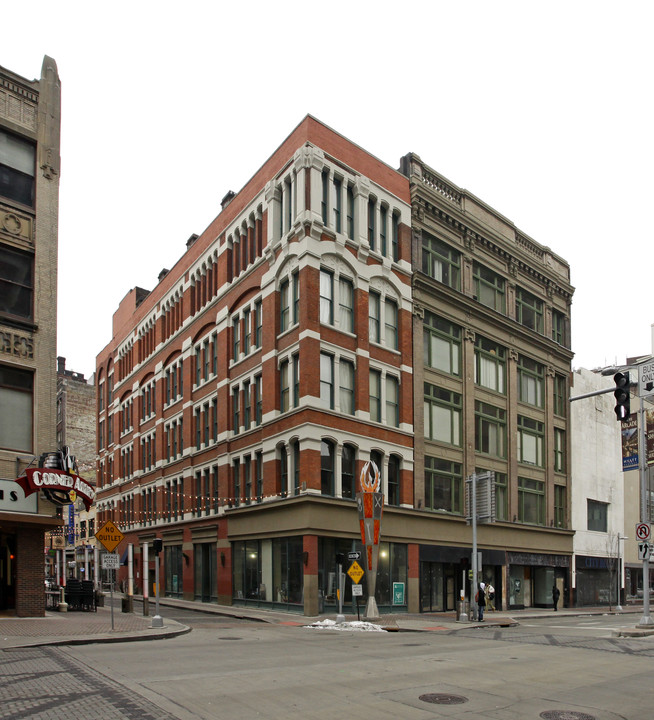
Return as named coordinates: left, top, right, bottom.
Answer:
left=570, top=367, right=625, bottom=606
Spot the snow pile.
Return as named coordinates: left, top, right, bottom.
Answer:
left=304, top=618, right=385, bottom=632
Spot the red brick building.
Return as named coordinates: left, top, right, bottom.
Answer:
left=95, top=117, right=414, bottom=614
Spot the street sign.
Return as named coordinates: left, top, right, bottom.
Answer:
left=102, top=553, right=120, bottom=569
left=639, top=362, right=654, bottom=397
left=352, top=584, right=363, bottom=597
left=636, top=523, right=651, bottom=542
left=638, top=542, right=651, bottom=561
left=347, top=560, right=364, bottom=584
left=95, top=520, right=125, bottom=553
left=347, top=551, right=361, bottom=560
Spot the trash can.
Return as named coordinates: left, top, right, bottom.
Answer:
left=456, top=601, right=469, bottom=621
left=121, top=596, right=133, bottom=613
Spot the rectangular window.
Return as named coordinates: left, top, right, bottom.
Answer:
left=554, top=428, right=566, bottom=472
left=552, top=309, right=566, bottom=345
left=425, top=456, right=462, bottom=514
left=424, top=383, right=461, bottom=446
left=254, top=374, right=262, bottom=425
left=421, top=232, right=460, bottom=290
left=423, top=311, right=460, bottom=376
left=369, top=291, right=380, bottom=343
left=367, top=198, right=376, bottom=250
left=518, top=355, right=544, bottom=407
left=516, top=287, right=544, bottom=333
left=517, top=415, right=544, bottom=467
left=255, top=452, right=263, bottom=501
left=333, top=177, right=342, bottom=233
left=339, top=359, right=355, bottom=415
left=346, top=185, right=355, bottom=239
left=384, top=299, right=398, bottom=350
left=243, top=381, right=251, bottom=428
left=493, top=471, right=508, bottom=521
left=292, top=272, right=299, bottom=325
left=0, top=364, right=33, bottom=452
left=473, top=262, right=506, bottom=313
left=280, top=360, right=290, bottom=413
left=386, top=375, right=399, bottom=427
left=369, top=369, right=381, bottom=422
left=339, top=277, right=354, bottom=332
left=232, top=318, right=240, bottom=361
left=232, top=387, right=240, bottom=433
left=0, top=246, right=33, bottom=322
left=244, top=456, right=252, bottom=505
left=555, top=485, right=567, bottom=528
left=320, top=353, right=334, bottom=409
left=0, top=130, right=35, bottom=206
left=243, top=309, right=251, bottom=355
left=292, top=354, right=300, bottom=408
left=553, top=374, right=567, bottom=417
left=319, top=270, right=333, bottom=325
left=232, top=459, right=240, bottom=508
left=474, top=401, right=506, bottom=458
left=474, top=335, right=506, bottom=393
left=379, top=205, right=387, bottom=256
left=254, top=300, right=263, bottom=348
left=518, top=477, right=545, bottom=525
left=280, top=279, right=290, bottom=332
left=391, top=211, right=399, bottom=262
left=587, top=499, right=608, bottom=532
left=321, top=169, right=329, bottom=225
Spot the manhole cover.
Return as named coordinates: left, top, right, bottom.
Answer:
left=540, top=712, right=596, bottom=720
left=419, top=693, right=468, bottom=705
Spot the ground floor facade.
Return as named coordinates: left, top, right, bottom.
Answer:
left=110, top=495, right=574, bottom=615
left=0, top=513, right=61, bottom=617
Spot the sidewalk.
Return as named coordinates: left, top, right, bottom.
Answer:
left=1, top=599, right=651, bottom=650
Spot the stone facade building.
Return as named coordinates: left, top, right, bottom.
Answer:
left=0, top=57, right=62, bottom=615
left=95, top=117, right=575, bottom=615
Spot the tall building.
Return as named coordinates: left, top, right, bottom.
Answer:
left=0, top=57, right=62, bottom=616
left=403, top=153, right=575, bottom=611
left=96, top=117, right=575, bottom=615
left=96, top=117, right=414, bottom=613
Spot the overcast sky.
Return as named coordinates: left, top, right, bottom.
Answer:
left=4, top=1, right=653, bottom=380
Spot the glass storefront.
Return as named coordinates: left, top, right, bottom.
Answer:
left=232, top=537, right=304, bottom=609
left=164, top=545, right=183, bottom=598
left=318, top=538, right=407, bottom=611
left=575, top=556, right=614, bottom=606
left=194, top=542, right=217, bottom=603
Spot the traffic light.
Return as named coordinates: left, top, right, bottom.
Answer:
left=153, top=538, right=163, bottom=555
left=613, top=372, right=631, bottom=421
left=335, top=553, right=345, bottom=566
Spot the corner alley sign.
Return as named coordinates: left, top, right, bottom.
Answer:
left=15, top=468, right=96, bottom=511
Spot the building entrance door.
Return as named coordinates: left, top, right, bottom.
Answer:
left=0, top=533, right=17, bottom=611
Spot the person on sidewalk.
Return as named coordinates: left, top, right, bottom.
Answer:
left=552, top=584, right=560, bottom=611
left=485, top=583, right=495, bottom=611
left=476, top=582, right=486, bottom=621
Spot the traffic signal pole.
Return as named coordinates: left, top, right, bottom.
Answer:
left=638, top=395, right=653, bottom=626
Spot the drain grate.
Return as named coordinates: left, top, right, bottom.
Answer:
left=540, top=712, right=596, bottom=720
left=419, top=693, right=468, bottom=705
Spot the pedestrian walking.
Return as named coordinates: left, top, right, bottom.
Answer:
left=486, top=583, right=495, bottom=611
left=476, top=582, right=486, bottom=621
left=552, top=583, right=560, bottom=611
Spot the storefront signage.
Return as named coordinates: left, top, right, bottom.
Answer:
left=0, top=478, right=37, bottom=513
left=15, top=467, right=96, bottom=510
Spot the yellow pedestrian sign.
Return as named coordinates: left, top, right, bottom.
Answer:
left=347, top=560, right=364, bottom=584
left=95, top=520, right=124, bottom=553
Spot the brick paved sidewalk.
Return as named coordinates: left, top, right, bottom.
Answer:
left=0, top=606, right=189, bottom=649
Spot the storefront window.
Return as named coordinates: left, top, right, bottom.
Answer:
left=164, top=545, right=183, bottom=598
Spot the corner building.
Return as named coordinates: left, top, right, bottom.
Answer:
left=96, top=117, right=414, bottom=615
left=0, top=58, right=62, bottom=616
left=404, top=154, right=574, bottom=611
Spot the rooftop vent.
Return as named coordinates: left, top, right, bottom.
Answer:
left=158, top=268, right=170, bottom=282
left=186, top=234, right=199, bottom=249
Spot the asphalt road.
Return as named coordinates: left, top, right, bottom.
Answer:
left=3, top=608, right=653, bottom=720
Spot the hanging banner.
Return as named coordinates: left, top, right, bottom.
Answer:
left=620, top=413, right=638, bottom=471
left=647, top=409, right=654, bottom=466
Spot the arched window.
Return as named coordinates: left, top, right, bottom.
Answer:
left=341, top=444, right=356, bottom=499
left=321, top=440, right=335, bottom=496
